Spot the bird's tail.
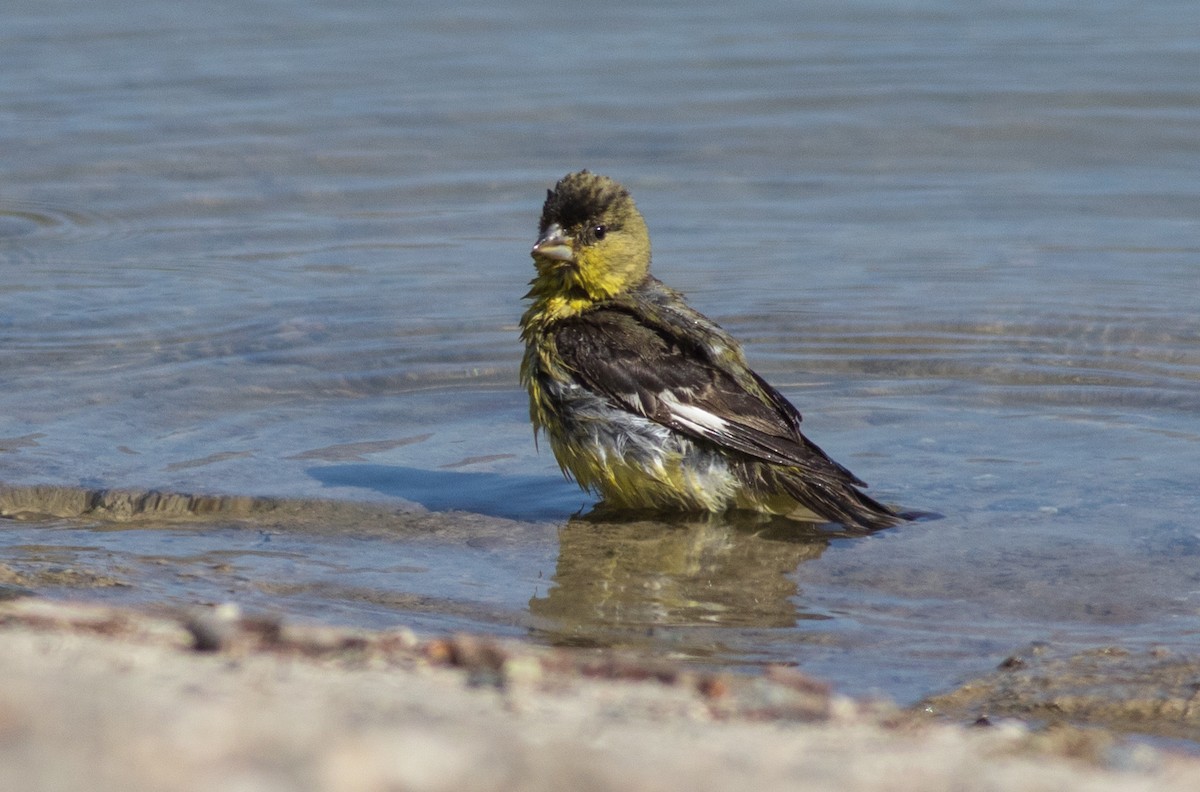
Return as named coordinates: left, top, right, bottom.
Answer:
left=771, top=467, right=906, bottom=532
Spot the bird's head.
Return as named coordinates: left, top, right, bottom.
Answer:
left=530, top=171, right=651, bottom=301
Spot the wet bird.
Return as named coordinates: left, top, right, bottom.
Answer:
left=519, top=171, right=902, bottom=530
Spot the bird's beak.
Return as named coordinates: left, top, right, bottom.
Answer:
left=531, top=223, right=574, bottom=263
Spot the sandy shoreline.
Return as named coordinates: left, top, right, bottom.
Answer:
left=1, top=597, right=1197, bottom=792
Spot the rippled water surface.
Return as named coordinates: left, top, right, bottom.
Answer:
left=2, top=0, right=1198, bottom=703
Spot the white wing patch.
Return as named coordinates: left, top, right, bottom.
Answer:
left=659, top=392, right=729, bottom=438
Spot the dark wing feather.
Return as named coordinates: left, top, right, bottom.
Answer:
left=553, top=308, right=864, bottom=484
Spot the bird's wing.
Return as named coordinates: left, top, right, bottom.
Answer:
left=552, top=307, right=864, bottom=484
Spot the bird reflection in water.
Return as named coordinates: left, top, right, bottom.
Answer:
left=529, top=512, right=848, bottom=651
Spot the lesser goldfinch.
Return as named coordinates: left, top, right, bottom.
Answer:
left=519, top=171, right=903, bottom=530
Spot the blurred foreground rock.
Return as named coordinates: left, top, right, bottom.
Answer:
left=0, top=598, right=1197, bottom=792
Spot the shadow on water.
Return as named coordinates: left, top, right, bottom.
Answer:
left=306, top=463, right=586, bottom=522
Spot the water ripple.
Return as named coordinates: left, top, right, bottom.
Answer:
left=749, top=313, right=1200, bottom=413
left=0, top=199, right=114, bottom=242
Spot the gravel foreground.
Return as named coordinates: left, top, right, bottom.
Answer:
left=0, top=598, right=1197, bottom=792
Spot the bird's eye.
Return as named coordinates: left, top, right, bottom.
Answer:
left=592, top=224, right=607, bottom=240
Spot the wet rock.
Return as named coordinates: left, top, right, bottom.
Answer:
left=0, top=483, right=279, bottom=522
left=0, top=562, right=128, bottom=590
left=920, top=643, right=1200, bottom=742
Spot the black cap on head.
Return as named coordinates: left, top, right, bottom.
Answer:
left=539, top=171, right=632, bottom=236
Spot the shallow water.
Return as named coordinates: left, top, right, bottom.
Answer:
left=2, top=0, right=1199, bottom=704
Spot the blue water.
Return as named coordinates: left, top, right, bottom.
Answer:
left=1, top=0, right=1198, bottom=703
